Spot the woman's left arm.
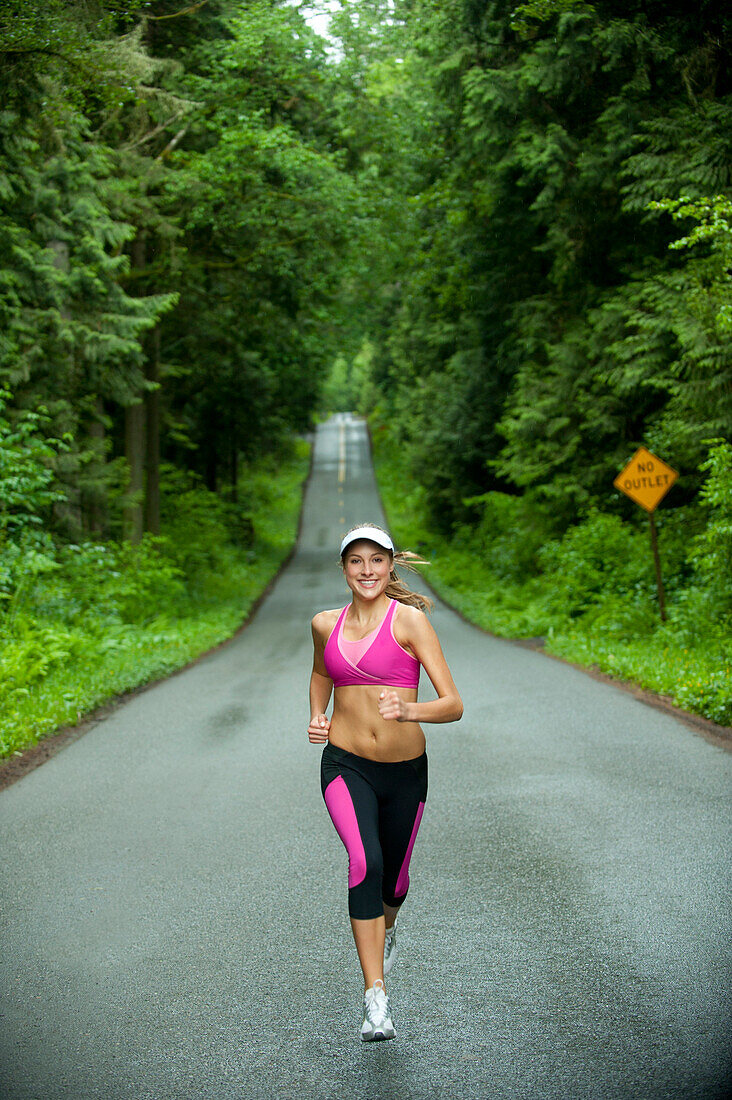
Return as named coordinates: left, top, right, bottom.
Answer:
left=378, top=607, right=463, bottom=724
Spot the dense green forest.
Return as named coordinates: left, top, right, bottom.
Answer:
left=327, top=0, right=732, bottom=725
left=1, top=0, right=730, bottom=752
left=1, top=0, right=344, bottom=752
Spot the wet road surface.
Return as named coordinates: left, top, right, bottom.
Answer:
left=1, top=414, right=731, bottom=1099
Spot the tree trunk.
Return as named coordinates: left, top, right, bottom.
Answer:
left=205, top=431, right=217, bottom=493
left=230, top=434, right=238, bottom=503
left=124, top=401, right=145, bottom=544
left=87, top=396, right=107, bottom=538
left=124, top=231, right=148, bottom=543
left=145, top=327, right=161, bottom=534
left=48, top=239, right=83, bottom=537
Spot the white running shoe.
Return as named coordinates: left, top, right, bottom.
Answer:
left=383, top=920, right=398, bottom=976
left=360, top=979, right=395, bottom=1041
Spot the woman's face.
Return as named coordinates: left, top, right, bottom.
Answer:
left=342, top=540, right=392, bottom=601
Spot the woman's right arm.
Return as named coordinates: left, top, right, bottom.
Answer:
left=308, top=614, right=333, bottom=743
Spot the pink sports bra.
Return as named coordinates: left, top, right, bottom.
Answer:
left=323, top=600, right=420, bottom=690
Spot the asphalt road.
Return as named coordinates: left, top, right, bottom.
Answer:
left=1, top=413, right=731, bottom=1100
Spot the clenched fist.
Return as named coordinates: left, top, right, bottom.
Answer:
left=308, top=713, right=331, bottom=743
left=378, top=690, right=413, bottom=723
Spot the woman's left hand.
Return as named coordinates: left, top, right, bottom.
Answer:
left=378, top=690, right=413, bottom=723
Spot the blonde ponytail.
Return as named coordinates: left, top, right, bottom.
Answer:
left=386, top=551, right=434, bottom=613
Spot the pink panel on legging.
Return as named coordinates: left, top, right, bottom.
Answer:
left=394, top=801, right=425, bottom=898
left=323, top=776, right=367, bottom=888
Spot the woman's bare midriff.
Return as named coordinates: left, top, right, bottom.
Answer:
left=328, top=684, right=425, bottom=761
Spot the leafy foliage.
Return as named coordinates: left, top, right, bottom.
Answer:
left=0, top=392, right=68, bottom=538
left=2, top=0, right=730, bottom=742
left=328, top=0, right=731, bottom=720
left=374, top=428, right=731, bottom=725
left=343, top=0, right=730, bottom=528
left=0, top=439, right=310, bottom=757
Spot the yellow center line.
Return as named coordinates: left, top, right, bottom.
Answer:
left=338, top=420, right=346, bottom=484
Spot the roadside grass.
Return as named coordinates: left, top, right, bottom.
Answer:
left=0, top=440, right=310, bottom=759
left=545, top=632, right=730, bottom=723
left=372, top=438, right=731, bottom=728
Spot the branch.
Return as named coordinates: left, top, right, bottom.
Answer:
left=0, top=47, right=84, bottom=70
left=146, top=0, right=211, bottom=19
left=155, top=125, right=190, bottom=160
left=271, top=190, right=319, bottom=205
left=125, top=109, right=188, bottom=151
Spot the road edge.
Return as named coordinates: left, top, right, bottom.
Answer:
left=0, top=436, right=316, bottom=793
left=366, top=422, right=732, bottom=753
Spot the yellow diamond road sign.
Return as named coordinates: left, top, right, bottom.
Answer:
left=614, top=447, right=678, bottom=512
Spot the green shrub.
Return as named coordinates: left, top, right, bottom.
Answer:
left=0, top=439, right=311, bottom=758
left=23, top=538, right=185, bottom=628
left=459, top=491, right=550, bottom=582
left=688, top=439, right=732, bottom=621
left=0, top=391, right=68, bottom=538
left=372, top=422, right=731, bottom=726
left=538, top=511, right=655, bottom=617
left=159, top=488, right=234, bottom=578
left=572, top=594, right=659, bottom=641
left=0, top=533, right=60, bottom=613
left=0, top=621, right=82, bottom=706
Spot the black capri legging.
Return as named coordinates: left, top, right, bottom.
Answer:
left=321, top=742, right=428, bottom=920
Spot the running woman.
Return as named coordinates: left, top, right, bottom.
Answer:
left=308, top=523, right=463, bottom=1041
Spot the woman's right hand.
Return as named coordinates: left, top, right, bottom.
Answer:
left=308, top=714, right=331, bottom=743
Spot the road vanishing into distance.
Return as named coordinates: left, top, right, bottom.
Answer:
left=1, top=414, right=731, bottom=1100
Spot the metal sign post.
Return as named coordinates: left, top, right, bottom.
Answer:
left=648, top=512, right=666, bottom=621
left=613, top=447, right=678, bottom=622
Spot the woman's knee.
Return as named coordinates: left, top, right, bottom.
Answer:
left=347, top=850, right=384, bottom=919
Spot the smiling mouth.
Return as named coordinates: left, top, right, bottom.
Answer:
left=359, top=579, right=378, bottom=587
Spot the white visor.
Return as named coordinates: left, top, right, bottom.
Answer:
left=340, top=527, right=394, bottom=556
